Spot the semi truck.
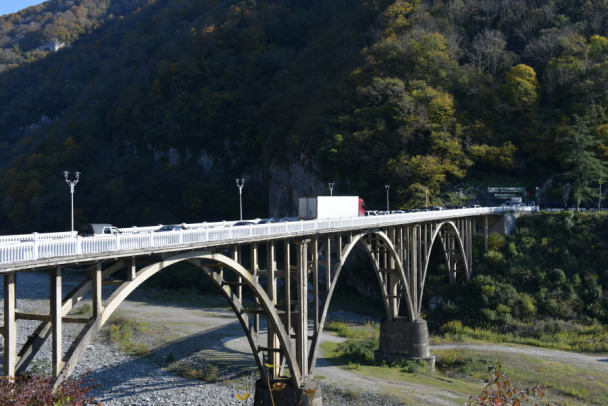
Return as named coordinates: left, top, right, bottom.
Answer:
left=298, top=196, right=366, bottom=220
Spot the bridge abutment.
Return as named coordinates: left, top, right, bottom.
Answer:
left=254, top=378, right=322, bottom=406
left=374, top=317, right=435, bottom=369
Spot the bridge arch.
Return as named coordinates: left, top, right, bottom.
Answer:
left=55, top=249, right=302, bottom=387
left=418, top=221, right=471, bottom=314
left=308, top=230, right=416, bottom=372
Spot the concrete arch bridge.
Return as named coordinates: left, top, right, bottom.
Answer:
left=0, top=207, right=529, bottom=404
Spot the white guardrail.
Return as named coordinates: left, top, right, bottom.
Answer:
left=0, top=207, right=535, bottom=267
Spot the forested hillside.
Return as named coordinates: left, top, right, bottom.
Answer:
left=2, top=0, right=608, bottom=233
left=427, top=211, right=608, bottom=345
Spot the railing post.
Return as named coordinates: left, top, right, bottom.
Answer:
left=76, top=235, right=82, bottom=255
left=33, top=232, right=39, bottom=260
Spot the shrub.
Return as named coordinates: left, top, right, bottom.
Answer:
left=464, top=362, right=551, bottom=406
left=0, top=372, right=99, bottom=406
left=482, top=250, right=504, bottom=266
left=336, top=338, right=378, bottom=364
left=487, top=233, right=506, bottom=252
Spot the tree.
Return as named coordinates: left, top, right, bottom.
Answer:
left=502, top=64, right=539, bottom=114
left=558, top=115, right=608, bottom=211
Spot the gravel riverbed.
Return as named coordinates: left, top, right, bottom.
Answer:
left=1, top=271, right=406, bottom=406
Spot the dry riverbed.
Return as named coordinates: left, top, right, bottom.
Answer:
left=3, top=271, right=608, bottom=405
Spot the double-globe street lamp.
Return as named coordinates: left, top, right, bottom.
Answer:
left=63, top=171, right=81, bottom=233
left=236, top=178, right=245, bottom=220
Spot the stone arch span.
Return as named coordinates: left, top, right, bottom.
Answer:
left=418, top=221, right=471, bottom=314
left=308, top=230, right=415, bottom=372
left=52, top=249, right=302, bottom=388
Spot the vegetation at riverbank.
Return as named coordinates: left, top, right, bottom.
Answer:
left=322, top=321, right=608, bottom=405
left=425, top=211, right=608, bottom=346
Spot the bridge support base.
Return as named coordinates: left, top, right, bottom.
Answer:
left=374, top=317, right=435, bottom=369
left=254, top=379, right=322, bottom=406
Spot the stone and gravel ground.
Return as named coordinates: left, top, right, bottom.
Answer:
left=1, top=271, right=407, bottom=405
left=7, top=271, right=606, bottom=405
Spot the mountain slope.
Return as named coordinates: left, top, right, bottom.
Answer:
left=2, top=0, right=608, bottom=233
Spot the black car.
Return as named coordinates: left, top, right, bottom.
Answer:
left=155, top=224, right=188, bottom=232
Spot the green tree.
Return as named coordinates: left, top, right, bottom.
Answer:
left=502, top=64, right=539, bottom=114
left=558, top=115, right=608, bottom=211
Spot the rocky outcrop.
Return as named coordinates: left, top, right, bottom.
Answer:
left=268, top=157, right=326, bottom=218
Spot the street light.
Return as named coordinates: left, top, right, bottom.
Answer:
left=328, top=182, right=334, bottom=196
left=63, top=171, right=80, bottom=233
left=236, top=178, right=245, bottom=220
left=385, top=185, right=390, bottom=212
left=425, top=187, right=429, bottom=210
left=459, top=188, right=463, bottom=207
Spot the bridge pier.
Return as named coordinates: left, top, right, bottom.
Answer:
left=254, top=378, right=322, bottom=406
left=374, top=317, right=435, bottom=369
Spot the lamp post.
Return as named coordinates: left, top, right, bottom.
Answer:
left=425, top=187, right=429, bottom=210
left=328, top=182, right=334, bottom=196
left=236, top=178, right=245, bottom=220
left=63, top=171, right=80, bottom=233
left=459, top=188, right=463, bottom=207
left=385, top=185, right=390, bottom=212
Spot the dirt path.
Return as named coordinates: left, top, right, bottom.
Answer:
left=111, top=295, right=467, bottom=404
left=106, top=293, right=605, bottom=405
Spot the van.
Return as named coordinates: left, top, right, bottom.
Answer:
left=78, top=223, right=122, bottom=237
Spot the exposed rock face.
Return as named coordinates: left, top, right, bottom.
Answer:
left=268, top=158, right=326, bottom=218
left=266, top=158, right=382, bottom=301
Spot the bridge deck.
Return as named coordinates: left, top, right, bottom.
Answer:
left=0, top=207, right=531, bottom=273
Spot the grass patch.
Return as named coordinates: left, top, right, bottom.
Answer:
left=169, top=362, right=220, bottom=383
left=436, top=320, right=608, bottom=352
left=106, top=314, right=153, bottom=356
left=322, top=320, right=608, bottom=405
left=68, top=303, right=92, bottom=316
left=325, top=319, right=379, bottom=339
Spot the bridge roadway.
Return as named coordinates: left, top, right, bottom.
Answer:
left=0, top=206, right=532, bottom=404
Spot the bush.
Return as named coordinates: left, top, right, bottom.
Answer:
left=336, top=338, right=378, bottom=364
left=0, top=372, right=99, bottom=405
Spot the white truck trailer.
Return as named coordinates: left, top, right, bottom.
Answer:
left=298, top=196, right=366, bottom=220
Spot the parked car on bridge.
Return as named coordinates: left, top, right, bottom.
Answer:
left=154, top=224, right=189, bottom=232
left=258, top=218, right=277, bottom=224
left=232, top=221, right=257, bottom=226
left=78, top=223, right=121, bottom=237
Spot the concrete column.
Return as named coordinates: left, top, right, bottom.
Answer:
left=484, top=216, right=489, bottom=252
left=266, top=242, right=280, bottom=375
left=51, top=267, right=62, bottom=377
left=311, top=238, right=319, bottom=332
left=254, top=378, right=322, bottom=406
left=93, top=263, right=103, bottom=318
left=295, top=239, right=309, bottom=378
left=283, top=240, right=291, bottom=338
left=375, top=317, right=435, bottom=369
left=3, top=273, right=17, bottom=377
left=128, top=257, right=136, bottom=281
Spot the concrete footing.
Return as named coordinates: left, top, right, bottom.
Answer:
left=254, top=378, right=322, bottom=406
left=374, top=317, right=435, bottom=369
